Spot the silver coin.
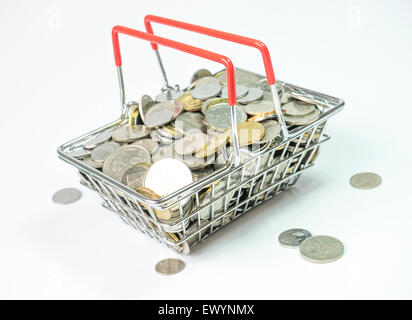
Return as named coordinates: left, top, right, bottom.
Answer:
left=52, top=188, right=82, bottom=204
left=174, top=133, right=208, bottom=156
left=190, top=69, right=213, bottom=84
left=139, top=95, right=155, bottom=123
left=120, top=164, right=150, bottom=190
left=350, top=172, right=382, bottom=190
left=143, top=158, right=193, bottom=205
left=237, top=87, right=264, bottom=104
left=201, top=97, right=221, bottom=115
left=132, top=138, right=158, bottom=155
left=243, top=100, right=275, bottom=115
left=67, top=148, right=91, bottom=159
left=155, top=89, right=184, bottom=102
left=144, top=109, right=174, bottom=128
left=216, top=68, right=262, bottom=86
left=83, top=131, right=112, bottom=150
left=90, top=141, right=120, bottom=163
left=175, top=112, right=207, bottom=135
left=205, top=103, right=247, bottom=131
left=145, top=100, right=183, bottom=121
left=278, top=228, right=312, bottom=248
left=221, top=85, right=248, bottom=99
left=103, top=145, right=151, bottom=181
left=190, top=83, right=221, bottom=100
left=256, top=120, right=281, bottom=144
left=112, top=125, right=151, bottom=142
left=83, top=157, right=104, bottom=169
left=282, top=100, right=316, bottom=116
left=150, top=129, right=174, bottom=145
left=191, top=76, right=221, bottom=88
left=152, top=144, right=175, bottom=162
left=155, top=258, right=185, bottom=275
left=300, top=235, right=344, bottom=263
left=283, top=108, right=320, bottom=125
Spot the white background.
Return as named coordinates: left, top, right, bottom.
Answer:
left=1, top=0, right=411, bottom=299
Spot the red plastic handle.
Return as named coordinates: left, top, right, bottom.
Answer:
left=112, top=26, right=237, bottom=105
left=144, top=15, right=276, bottom=85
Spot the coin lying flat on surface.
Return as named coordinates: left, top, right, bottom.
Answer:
left=177, top=93, right=202, bottom=112
left=144, top=109, right=174, bottom=128
left=243, top=100, right=275, bottom=115
left=132, top=138, right=158, bottom=155
left=258, top=120, right=281, bottom=144
left=279, top=228, right=312, bottom=248
left=228, top=121, right=265, bottom=146
left=83, top=157, right=104, bottom=169
left=83, top=131, right=112, bottom=150
left=52, top=188, right=82, bottom=204
left=175, top=112, right=206, bottom=135
left=190, top=69, right=212, bottom=84
left=91, top=141, right=120, bottom=163
left=112, top=125, right=151, bottom=142
left=350, top=172, right=382, bottom=190
left=221, top=85, right=248, bottom=99
left=103, top=145, right=151, bottom=181
left=282, top=100, right=316, bottom=116
left=155, top=258, right=185, bottom=275
left=237, top=87, right=264, bottom=104
left=300, top=235, right=344, bottom=263
left=190, top=83, right=221, bottom=100
left=205, top=102, right=247, bottom=131
left=195, top=132, right=229, bottom=158
left=191, top=76, right=220, bottom=88
left=283, top=109, right=320, bottom=125
left=174, top=133, right=208, bottom=156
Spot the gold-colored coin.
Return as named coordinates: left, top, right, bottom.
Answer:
left=247, top=111, right=276, bottom=122
left=161, top=123, right=184, bottom=139
left=194, top=132, right=229, bottom=158
left=227, top=122, right=265, bottom=146
left=177, top=93, right=202, bottom=112
left=128, top=104, right=140, bottom=127
left=136, top=186, right=172, bottom=220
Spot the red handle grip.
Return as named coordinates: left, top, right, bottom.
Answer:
left=112, top=26, right=237, bottom=105
left=144, top=15, right=276, bottom=85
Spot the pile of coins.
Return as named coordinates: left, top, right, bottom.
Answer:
left=278, top=228, right=344, bottom=263
left=67, top=68, right=322, bottom=249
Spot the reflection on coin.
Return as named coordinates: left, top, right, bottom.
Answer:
left=190, top=69, right=213, bottom=84
left=195, top=132, right=229, bottom=158
left=174, top=133, right=208, bottom=155
left=52, top=188, right=82, bottom=204
left=283, top=100, right=316, bottom=116
left=84, top=131, right=112, bottom=149
left=279, top=228, right=312, bottom=248
left=132, top=138, right=158, bottom=155
left=143, top=158, right=193, bottom=203
left=155, top=258, right=185, bottom=275
left=91, top=141, right=120, bottom=162
left=136, top=186, right=172, bottom=220
left=112, top=125, right=151, bottom=142
left=150, top=129, right=174, bottom=145
left=192, top=76, right=221, bottom=88
left=300, top=235, right=344, bottom=263
left=257, top=120, right=281, bottom=144
left=128, top=103, right=140, bottom=127
left=175, top=112, right=206, bottom=135
left=190, top=83, right=221, bottom=100
left=228, top=121, right=265, bottom=146
left=205, top=102, right=247, bottom=131
left=216, top=68, right=262, bottom=86
left=155, top=89, right=184, bottom=102
left=247, top=112, right=276, bottom=122
left=103, top=145, right=151, bottom=181
left=221, top=85, right=248, bottom=99
left=350, top=172, right=382, bottom=190
left=177, top=93, right=202, bottom=112
left=67, top=148, right=91, bottom=159
left=120, top=163, right=150, bottom=190
left=243, top=100, right=275, bottom=115
left=237, top=87, right=263, bottom=104
left=283, top=109, right=320, bottom=125
left=145, top=100, right=183, bottom=122
left=139, top=95, right=154, bottom=123
left=201, top=97, right=221, bottom=115
left=144, top=109, right=174, bottom=128
left=83, top=157, right=104, bottom=169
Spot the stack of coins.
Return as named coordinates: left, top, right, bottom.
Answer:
left=68, top=68, right=321, bottom=250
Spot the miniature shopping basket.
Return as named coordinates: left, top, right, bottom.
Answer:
left=57, top=15, right=344, bottom=253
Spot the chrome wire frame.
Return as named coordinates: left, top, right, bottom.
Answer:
left=57, top=74, right=344, bottom=253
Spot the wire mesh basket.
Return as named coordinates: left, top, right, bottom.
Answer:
left=57, top=16, right=344, bottom=253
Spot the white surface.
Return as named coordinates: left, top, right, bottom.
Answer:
left=1, top=0, right=411, bottom=299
